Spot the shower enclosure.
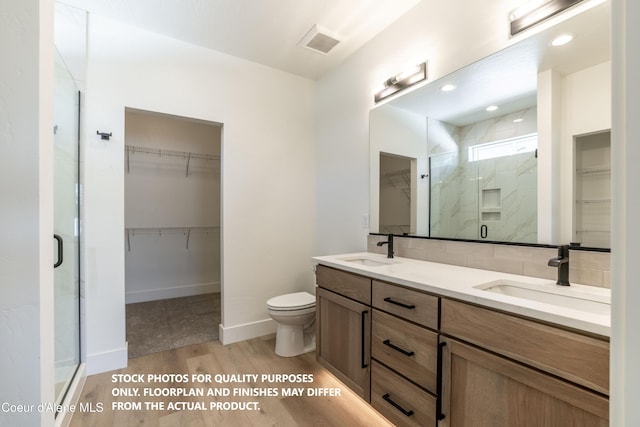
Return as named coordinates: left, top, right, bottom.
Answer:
left=53, top=48, right=81, bottom=408
left=430, top=146, right=537, bottom=243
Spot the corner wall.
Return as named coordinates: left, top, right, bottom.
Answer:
left=0, top=0, right=55, bottom=426
left=611, top=0, right=640, bottom=424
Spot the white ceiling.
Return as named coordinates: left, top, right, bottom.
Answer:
left=59, top=0, right=422, bottom=81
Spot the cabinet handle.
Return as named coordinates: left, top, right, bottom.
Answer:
left=383, top=339, right=415, bottom=357
left=437, top=340, right=447, bottom=421
left=361, top=310, right=368, bottom=369
left=383, top=297, right=416, bottom=310
left=382, top=393, right=414, bottom=417
left=53, top=234, right=64, bottom=268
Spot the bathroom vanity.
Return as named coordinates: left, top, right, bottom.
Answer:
left=313, top=253, right=610, bottom=427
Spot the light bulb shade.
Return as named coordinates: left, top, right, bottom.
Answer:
left=510, top=0, right=583, bottom=36
left=375, top=62, right=427, bottom=103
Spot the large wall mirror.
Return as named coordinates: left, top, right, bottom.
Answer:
left=369, top=1, right=610, bottom=249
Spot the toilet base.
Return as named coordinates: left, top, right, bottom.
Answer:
left=274, top=323, right=316, bottom=357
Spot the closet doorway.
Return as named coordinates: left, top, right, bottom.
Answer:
left=124, top=108, right=222, bottom=358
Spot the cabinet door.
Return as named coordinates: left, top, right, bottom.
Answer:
left=439, top=337, right=608, bottom=427
left=316, top=287, right=371, bottom=400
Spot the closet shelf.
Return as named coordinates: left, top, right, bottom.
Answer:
left=575, top=199, right=611, bottom=204
left=384, top=169, right=411, bottom=188
left=126, top=226, right=219, bottom=251
left=125, top=145, right=220, bottom=176
left=576, top=166, right=611, bottom=175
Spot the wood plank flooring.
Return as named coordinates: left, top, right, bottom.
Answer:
left=70, top=337, right=393, bottom=426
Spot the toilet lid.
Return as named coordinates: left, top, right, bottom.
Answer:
left=267, top=292, right=315, bottom=310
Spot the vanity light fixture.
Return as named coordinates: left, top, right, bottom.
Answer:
left=486, top=105, right=499, bottom=112
left=551, top=33, right=575, bottom=46
left=509, top=0, right=584, bottom=36
left=374, top=62, right=427, bottom=103
left=440, top=84, right=457, bottom=92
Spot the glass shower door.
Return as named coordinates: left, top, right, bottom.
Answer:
left=53, top=48, right=81, bottom=407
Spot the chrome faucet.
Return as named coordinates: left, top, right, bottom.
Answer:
left=548, top=245, right=570, bottom=286
left=377, top=234, right=394, bottom=259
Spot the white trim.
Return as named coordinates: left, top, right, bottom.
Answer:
left=125, top=282, right=220, bottom=304
left=85, top=344, right=128, bottom=375
left=218, top=318, right=276, bottom=345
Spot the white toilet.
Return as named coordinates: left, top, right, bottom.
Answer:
left=266, top=291, right=316, bottom=357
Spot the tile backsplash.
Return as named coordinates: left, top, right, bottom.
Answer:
left=367, top=235, right=610, bottom=288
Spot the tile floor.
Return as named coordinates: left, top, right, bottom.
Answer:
left=125, top=292, right=220, bottom=358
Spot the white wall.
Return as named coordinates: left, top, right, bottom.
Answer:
left=0, top=1, right=55, bottom=426
left=81, top=13, right=316, bottom=371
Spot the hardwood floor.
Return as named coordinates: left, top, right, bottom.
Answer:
left=70, top=337, right=393, bottom=426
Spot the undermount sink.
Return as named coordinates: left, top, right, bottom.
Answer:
left=474, top=279, right=610, bottom=315
left=340, top=256, right=398, bottom=267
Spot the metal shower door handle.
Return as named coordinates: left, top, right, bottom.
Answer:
left=54, top=234, right=64, bottom=268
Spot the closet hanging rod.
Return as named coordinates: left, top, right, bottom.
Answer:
left=125, top=145, right=220, bottom=161
left=125, top=226, right=220, bottom=251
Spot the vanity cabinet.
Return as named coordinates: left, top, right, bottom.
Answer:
left=438, top=337, right=608, bottom=427
left=315, top=262, right=610, bottom=426
left=440, top=299, right=609, bottom=395
left=440, top=298, right=609, bottom=426
left=315, top=265, right=371, bottom=400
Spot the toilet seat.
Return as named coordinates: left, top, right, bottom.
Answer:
left=267, top=292, right=315, bottom=311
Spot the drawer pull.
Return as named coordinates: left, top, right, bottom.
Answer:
left=361, top=310, right=369, bottom=369
left=383, top=297, right=416, bottom=310
left=383, top=339, right=415, bottom=357
left=382, top=393, right=414, bottom=417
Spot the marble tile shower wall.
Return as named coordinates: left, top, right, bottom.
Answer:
left=367, top=235, right=611, bottom=289
left=428, top=107, right=537, bottom=242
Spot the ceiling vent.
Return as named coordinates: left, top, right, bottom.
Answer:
left=298, top=25, right=341, bottom=55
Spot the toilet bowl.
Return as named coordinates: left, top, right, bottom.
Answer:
left=266, top=291, right=316, bottom=357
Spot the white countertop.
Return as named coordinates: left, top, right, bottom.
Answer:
left=312, top=252, right=610, bottom=338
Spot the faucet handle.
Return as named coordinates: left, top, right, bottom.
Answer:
left=558, top=244, right=570, bottom=258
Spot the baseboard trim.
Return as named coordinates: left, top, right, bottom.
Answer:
left=219, top=318, right=276, bottom=345
left=86, top=343, right=128, bottom=375
left=125, top=282, right=220, bottom=304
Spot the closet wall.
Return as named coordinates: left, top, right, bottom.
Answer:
left=124, top=108, right=221, bottom=303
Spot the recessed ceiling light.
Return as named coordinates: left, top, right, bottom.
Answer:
left=551, top=33, right=575, bottom=47
left=440, top=84, right=457, bottom=92
left=486, top=105, right=498, bottom=112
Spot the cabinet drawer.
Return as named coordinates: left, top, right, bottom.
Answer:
left=372, top=309, right=438, bottom=393
left=441, top=298, right=609, bottom=395
left=316, top=265, right=371, bottom=305
left=372, top=280, right=438, bottom=329
left=371, top=360, right=436, bottom=427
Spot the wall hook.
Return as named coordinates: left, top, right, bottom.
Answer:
left=97, top=131, right=112, bottom=140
